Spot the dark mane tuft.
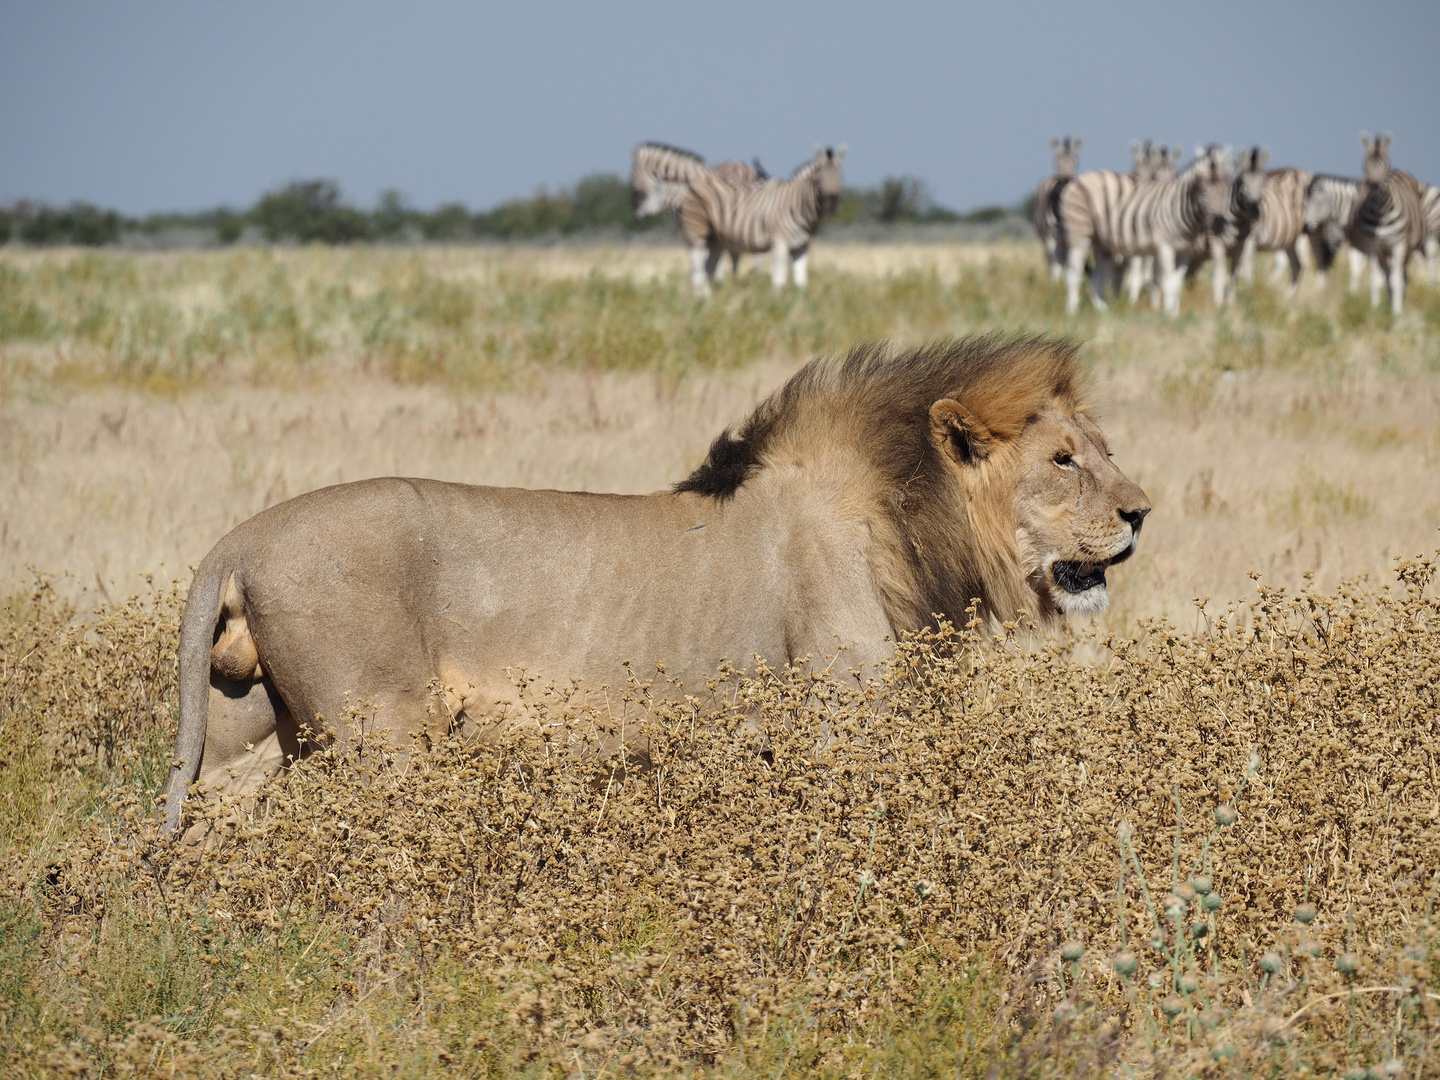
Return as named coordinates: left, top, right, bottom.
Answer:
left=673, top=430, right=762, bottom=499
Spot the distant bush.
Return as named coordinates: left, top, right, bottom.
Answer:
left=6, top=200, right=124, bottom=246
left=250, top=180, right=372, bottom=244
left=1, top=171, right=1030, bottom=247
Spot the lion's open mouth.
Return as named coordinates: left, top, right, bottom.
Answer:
left=1052, top=560, right=1109, bottom=595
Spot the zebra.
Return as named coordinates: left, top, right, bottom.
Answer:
left=1303, top=174, right=1366, bottom=289
left=679, top=146, right=845, bottom=295
left=1123, top=142, right=1183, bottom=304
left=1347, top=131, right=1426, bottom=313
left=1419, top=182, right=1440, bottom=283
left=1033, top=135, right=1081, bottom=283
left=1232, top=166, right=1314, bottom=293
left=1062, top=145, right=1234, bottom=316
left=630, top=144, right=766, bottom=280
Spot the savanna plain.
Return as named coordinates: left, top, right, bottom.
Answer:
left=2, top=242, right=1439, bottom=1077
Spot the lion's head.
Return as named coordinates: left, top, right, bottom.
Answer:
left=677, top=335, right=1149, bottom=628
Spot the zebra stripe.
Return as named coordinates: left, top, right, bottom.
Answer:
left=681, top=146, right=845, bottom=294
left=1347, top=132, right=1426, bottom=313
left=1419, top=183, right=1440, bottom=283
left=1063, top=146, right=1233, bottom=316
left=1303, top=174, right=1361, bottom=286
left=1235, top=166, right=1313, bottom=292
left=1034, top=135, right=1081, bottom=283
left=631, top=143, right=761, bottom=217
left=1056, top=169, right=1135, bottom=313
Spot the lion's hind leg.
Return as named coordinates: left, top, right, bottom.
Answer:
left=181, top=675, right=299, bottom=844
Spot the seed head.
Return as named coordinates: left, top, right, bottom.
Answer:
left=1174, top=881, right=1197, bottom=903
left=858, top=870, right=876, bottom=890
left=1052, top=1001, right=1077, bottom=1023
left=912, top=878, right=933, bottom=900
left=1060, top=940, right=1084, bottom=963
left=1202, top=893, right=1223, bottom=912
left=1293, top=902, right=1317, bottom=924
left=1178, top=973, right=1199, bottom=994
left=1160, top=995, right=1184, bottom=1017
left=1164, top=893, right=1186, bottom=918
left=1113, top=950, right=1138, bottom=977
left=1260, top=951, right=1283, bottom=974
left=1191, top=921, right=1209, bottom=939
left=1190, top=874, right=1213, bottom=895
left=1149, top=932, right=1166, bottom=953
left=1214, top=804, right=1237, bottom=826
left=1336, top=952, right=1359, bottom=975
left=1297, top=940, right=1321, bottom=958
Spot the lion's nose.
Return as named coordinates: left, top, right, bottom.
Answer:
left=1118, top=506, right=1150, bottom=534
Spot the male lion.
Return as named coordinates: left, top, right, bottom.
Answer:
left=161, top=336, right=1149, bottom=834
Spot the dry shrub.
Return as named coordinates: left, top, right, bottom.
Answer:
left=2, top=558, right=1438, bottom=1076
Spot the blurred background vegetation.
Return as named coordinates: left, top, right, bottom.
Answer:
left=0, top=173, right=1026, bottom=248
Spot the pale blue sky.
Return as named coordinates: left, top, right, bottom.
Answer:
left=3, top=1, right=1437, bottom=215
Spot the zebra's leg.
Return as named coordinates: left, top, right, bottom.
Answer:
left=1210, top=236, right=1230, bottom=307
left=1157, top=244, right=1182, bottom=317
left=770, top=242, right=790, bottom=290
left=1426, top=237, right=1438, bottom=285
left=1238, top=235, right=1258, bottom=285
left=791, top=247, right=810, bottom=289
left=1123, top=258, right=1142, bottom=305
left=705, top=245, right=724, bottom=285
left=1387, top=246, right=1406, bottom=314
left=730, top=251, right=742, bottom=279
left=1281, top=246, right=1303, bottom=296
left=1064, top=238, right=1090, bottom=314
left=689, top=245, right=713, bottom=297
left=1348, top=247, right=1367, bottom=294
left=1369, top=254, right=1385, bottom=309
left=1086, top=248, right=1113, bottom=312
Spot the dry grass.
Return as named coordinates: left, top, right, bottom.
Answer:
left=2, top=242, right=1440, bottom=1076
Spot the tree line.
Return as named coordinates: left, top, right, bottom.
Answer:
left=0, top=175, right=1018, bottom=247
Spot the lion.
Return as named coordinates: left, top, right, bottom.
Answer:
left=161, top=336, right=1150, bottom=834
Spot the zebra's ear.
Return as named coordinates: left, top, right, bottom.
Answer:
left=1254, top=146, right=1270, bottom=170
left=1360, top=131, right=1373, bottom=152
left=1380, top=132, right=1393, bottom=151
left=1171, top=144, right=1183, bottom=162
left=834, top=144, right=846, bottom=161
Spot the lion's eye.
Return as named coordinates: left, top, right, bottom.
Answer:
left=1053, top=452, right=1074, bottom=467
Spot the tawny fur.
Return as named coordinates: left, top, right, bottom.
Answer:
left=162, top=336, right=1149, bottom=834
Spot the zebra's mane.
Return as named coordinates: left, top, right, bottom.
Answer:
left=674, top=335, right=1083, bottom=502
left=635, top=142, right=705, bottom=166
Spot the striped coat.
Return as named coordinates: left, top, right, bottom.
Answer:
left=1060, top=146, right=1233, bottom=316
left=1303, top=174, right=1362, bottom=286
left=1234, top=166, right=1314, bottom=291
left=1116, top=146, right=1239, bottom=315
left=1056, top=169, right=1136, bottom=313
left=1034, top=136, right=1080, bottom=283
left=1347, top=132, right=1426, bottom=313
left=1420, top=183, right=1440, bottom=283
left=681, top=146, right=845, bottom=294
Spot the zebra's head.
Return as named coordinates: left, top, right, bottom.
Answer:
left=1236, top=146, right=1269, bottom=206
left=1152, top=144, right=1183, bottom=181
left=806, top=145, right=846, bottom=217
left=1050, top=136, right=1080, bottom=177
left=1195, top=146, right=1237, bottom=236
left=1360, top=131, right=1393, bottom=182
left=1129, top=140, right=1152, bottom=180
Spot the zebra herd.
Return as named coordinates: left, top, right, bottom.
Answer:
left=1035, top=132, right=1440, bottom=315
left=630, top=142, right=845, bottom=295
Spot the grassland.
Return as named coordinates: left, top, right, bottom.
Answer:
left=2, top=241, right=1439, bottom=1076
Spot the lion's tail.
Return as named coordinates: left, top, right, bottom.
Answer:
left=162, top=547, right=230, bottom=835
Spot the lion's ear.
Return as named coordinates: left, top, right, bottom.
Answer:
left=929, top=399, right=994, bottom=465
